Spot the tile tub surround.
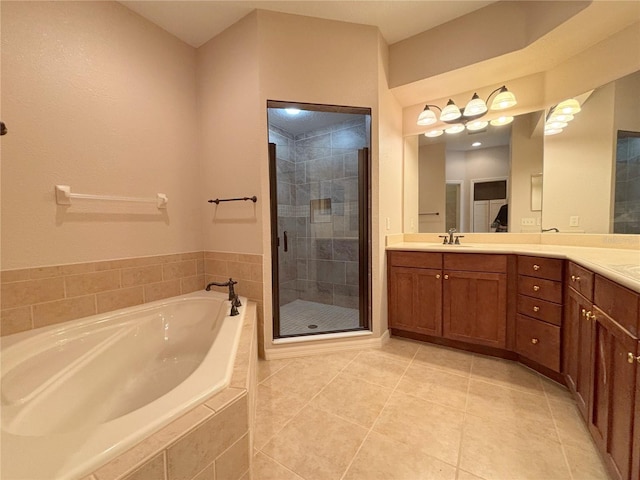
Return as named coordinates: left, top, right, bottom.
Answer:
left=1, top=250, right=265, bottom=337
left=253, top=337, right=610, bottom=480
left=84, top=302, right=258, bottom=480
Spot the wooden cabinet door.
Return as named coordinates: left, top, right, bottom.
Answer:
left=442, top=270, right=507, bottom=348
left=633, top=341, right=640, bottom=480
left=589, top=306, right=638, bottom=480
left=563, top=287, right=595, bottom=421
left=388, top=266, right=442, bottom=336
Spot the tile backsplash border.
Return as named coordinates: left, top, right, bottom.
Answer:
left=1, top=250, right=264, bottom=337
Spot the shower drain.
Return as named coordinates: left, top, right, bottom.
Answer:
left=307, top=324, right=318, bottom=329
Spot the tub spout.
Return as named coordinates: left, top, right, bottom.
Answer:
left=205, top=277, right=238, bottom=300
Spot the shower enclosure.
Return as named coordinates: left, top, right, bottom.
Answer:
left=267, top=101, right=371, bottom=338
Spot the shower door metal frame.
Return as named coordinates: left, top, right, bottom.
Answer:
left=267, top=100, right=372, bottom=339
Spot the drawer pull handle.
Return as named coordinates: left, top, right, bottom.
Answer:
left=628, top=353, right=639, bottom=364
left=581, top=308, right=586, bottom=317
left=586, top=311, right=595, bottom=321
left=533, top=306, right=540, bottom=312
left=533, top=264, right=540, bottom=271
left=531, top=338, right=539, bottom=345
left=533, top=285, right=540, bottom=292
left=436, top=274, right=441, bottom=279
left=571, top=275, right=581, bottom=282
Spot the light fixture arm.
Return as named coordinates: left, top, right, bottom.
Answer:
left=485, top=85, right=507, bottom=104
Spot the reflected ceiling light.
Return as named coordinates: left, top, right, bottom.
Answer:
left=547, top=121, right=568, bottom=130
left=416, top=85, right=517, bottom=128
left=466, top=120, right=488, bottom=131
left=424, top=129, right=444, bottom=137
left=489, top=116, right=514, bottom=126
left=285, top=108, right=301, bottom=115
left=545, top=128, right=563, bottom=136
left=549, top=112, right=574, bottom=122
left=445, top=124, right=465, bottom=134
left=544, top=98, right=582, bottom=136
left=472, top=142, right=482, bottom=147
left=555, top=98, right=581, bottom=115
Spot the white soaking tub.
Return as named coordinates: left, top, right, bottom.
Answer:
left=1, top=290, right=245, bottom=480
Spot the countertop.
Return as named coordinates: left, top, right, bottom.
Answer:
left=386, top=242, right=640, bottom=294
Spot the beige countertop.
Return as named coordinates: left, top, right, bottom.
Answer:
left=386, top=241, right=640, bottom=294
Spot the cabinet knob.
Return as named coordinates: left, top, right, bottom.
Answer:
left=533, top=285, right=540, bottom=292
left=629, top=352, right=637, bottom=364
left=436, top=274, right=441, bottom=279
left=586, top=311, right=596, bottom=321
left=531, top=338, right=539, bottom=344
left=571, top=275, right=580, bottom=282
left=444, top=274, right=449, bottom=280
left=533, top=264, right=540, bottom=271
left=581, top=308, right=586, bottom=317
left=533, top=306, right=540, bottom=312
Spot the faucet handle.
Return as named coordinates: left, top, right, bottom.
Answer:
left=438, top=235, right=449, bottom=245
left=454, top=235, right=465, bottom=245
left=232, top=294, right=242, bottom=307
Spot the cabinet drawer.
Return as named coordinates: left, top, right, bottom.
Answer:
left=517, top=294, right=562, bottom=326
left=388, top=251, right=442, bottom=269
left=518, top=256, right=563, bottom=281
left=518, top=276, right=562, bottom=303
left=516, top=314, right=561, bottom=371
left=566, top=262, right=594, bottom=301
left=594, top=275, right=640, bottom=337
left=443, top=253, right=507, bottom=273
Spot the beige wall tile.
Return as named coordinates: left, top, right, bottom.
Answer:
left=66, top=270, right=121, bottom=298
left=167, top=396, right=248, bottom=480
left=97, top=287, right=144, bottom=313
left=204, top=259, right=229, bottom=277
left=181, top=252, right=204, bottom=261
left=33, top=295, right=96, bottom=328
left=144, top=280, right=181, bottom=303
left=1, top=277, right=65, bottom=309
left=163, top=261, right=197, bottom=280
left=121, top=453, right=165, bottom=480
left=205, top=388, right=246, bottom=413
left=204, top=252, right=238, bottom=262
left=237, top=253, right=261, bottom=264
left=59, top=262, right=97, bottom=275
left=1, top=306, right=32, bottom=335
left=158, top=253, right=184, bottom=264
left=196, top=259, right=205, bottom=275
left=1, top=269, right=30, bottom=283
left=181, top=275, right=205, bottom=294
left=235, top=280, right=262, bottom=303
left=215, top=433, right=250, bottom=480
left=192, top=464, right=215, bottom=480
left=121, top=265, right=163, bottom=287
left=28, top=265, right=63, bottom=279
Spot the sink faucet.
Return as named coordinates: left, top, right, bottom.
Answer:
left=448, top=228, right=456, bottom=245
left=438, top=228, right=464, bottom=245
left=205, top=277, right=238, bottom=301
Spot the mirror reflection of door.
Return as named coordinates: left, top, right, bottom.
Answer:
left=471, top=179, right=507, bottom=232
left=445, top=182, right=461, bottom=231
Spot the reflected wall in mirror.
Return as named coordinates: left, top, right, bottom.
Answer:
left=542, top=69, right=640, bottom=233
left=416, top=111, right=544, bottom=233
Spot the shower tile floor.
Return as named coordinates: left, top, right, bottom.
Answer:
left=252, top=337, right=611, bottom=480
left=279, top=299, right=360, bottom=336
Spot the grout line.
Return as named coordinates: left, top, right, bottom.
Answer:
left=455, top=353, right=475, bottom=478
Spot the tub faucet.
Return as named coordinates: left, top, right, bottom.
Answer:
left=230, top=295, right=241, bottom=316
left=205, top=277, right=238, bottom=301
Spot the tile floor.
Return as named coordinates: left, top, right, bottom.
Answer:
left=279, top=300, right=360, bottom=336
left=253, top=337, right=611, bottom=480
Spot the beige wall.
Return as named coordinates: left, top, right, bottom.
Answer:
left=418, top=143, right=446, bottom=233
left=1, top=2, right=201, bottom=270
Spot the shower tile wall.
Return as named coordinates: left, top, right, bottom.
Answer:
left=614, top=135, right=640, bottom=234
left=269, top=117, right=366, bottom=311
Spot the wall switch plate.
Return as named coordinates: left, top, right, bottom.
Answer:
left=521, top=217, right=535, bottom=226
left=569, top=216, right=580, bottom=227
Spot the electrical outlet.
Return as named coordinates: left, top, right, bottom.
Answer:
left=569, top=216, right=580, bottom=227
left=521, top=218, right=535, bottom=226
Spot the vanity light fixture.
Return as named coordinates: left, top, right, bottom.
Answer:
left=416, top=85, right=517, bottom=126
left=424, top=129, right=444, bottom=137
left=466, top=120, right=489, bottom=131
left=544, top=97, right=582, bottom=135
left=445, top=124, right=465, bottom=134
left=544, top=128, right=563, bottom=136
left=489, top=116, right=514, bottom=126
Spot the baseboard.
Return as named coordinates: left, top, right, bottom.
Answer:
left=264, top=330, right=389, bottom=360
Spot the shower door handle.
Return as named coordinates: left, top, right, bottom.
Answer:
left=283, top=231, right=288, bottom=252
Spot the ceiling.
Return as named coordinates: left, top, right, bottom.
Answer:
left=119, top=1, right=495, bottom=47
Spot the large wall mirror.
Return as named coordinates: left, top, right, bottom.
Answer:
left=406, top=68, right=640, bottom=235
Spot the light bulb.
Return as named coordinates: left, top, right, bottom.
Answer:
left=424, top=129, right=444, bottom=138
left=445, top=124, right=465, bottom=134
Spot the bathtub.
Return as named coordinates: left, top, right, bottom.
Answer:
left=1, top=290, right=245, bottom=480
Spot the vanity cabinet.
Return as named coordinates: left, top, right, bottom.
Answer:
left=387, top=252, right=442, bottom=336
left=563, top=262, right=595, bottom=421
left=515, top=256, right=563, bottom=371
left=588, top=277, right=639, bottom=480
left=442, top=254, right=507, bottom=349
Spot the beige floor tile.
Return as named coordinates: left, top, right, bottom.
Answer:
left=309, top=372, right=393, bottom=428
left=343, top=431, right=457, bottom=480
left=412, top=343, right=473, bottom=376
left=253, top=384, right=309, bottom=449
left=344, top=350, right=409, bottom=388
left=459, top=413, right=571, bottom=480
left=259, top=359, right=339, bottom=401
left=375, top=337, right=421, bottom=362
left=456, top=470, right=487, bottom=480
left=257, top=358, right=291, bottom=383
left=470, top=354, right=543, bottom=394
left=252, top=452, right=304, bottom=480
left=396, top=363, right=469, bottom=410
left=540, top=376, right=574, bottom=404
left=292, top=350, right=360, bottom=372
left=548, top=399, right=595, bottom=449
left=261, top=406, right=368, bottom=480
left=465, top=380, right=557, bottom=441
left=372, top=391, right=464, bottom=466
left=563, top=442, right=610, bottom=480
